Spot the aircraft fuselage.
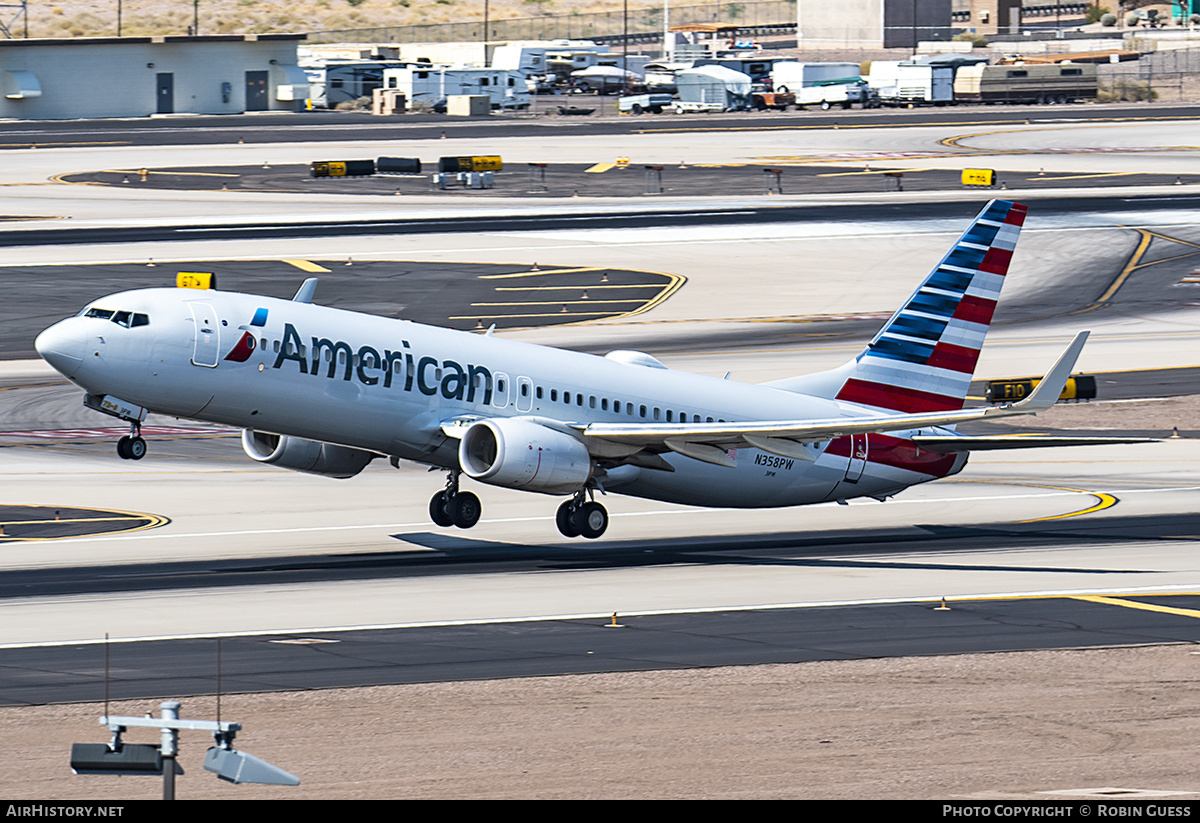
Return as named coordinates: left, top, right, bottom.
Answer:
left=36, top=286, right=964, bottom=510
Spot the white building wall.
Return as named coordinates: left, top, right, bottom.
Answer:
left=0, top=35, right=306, bottom=120
left=798, top=0, right=953, bottom=49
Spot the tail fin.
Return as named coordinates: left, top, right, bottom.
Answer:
left=770, top=199, right=1026, bottom=412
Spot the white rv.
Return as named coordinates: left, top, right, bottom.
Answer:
left=302, top=60, right=406, bottom=109
left=381, top=67, right=530, bottom=110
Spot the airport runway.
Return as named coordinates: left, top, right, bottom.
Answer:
left=1, top=110, right=1199, bottom=726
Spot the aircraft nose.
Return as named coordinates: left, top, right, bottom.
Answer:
left=35, top=321, right=85, bottom=379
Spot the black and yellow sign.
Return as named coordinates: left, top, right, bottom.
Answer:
left=177, top=271, right=216, bottom=290
left=985, top=375, right=1097, bottom=403
left=962, top=168, right=997, bottom=187
left=311, top=160, right=376, bottom=178
left=438, top=156, right=503, bottom=173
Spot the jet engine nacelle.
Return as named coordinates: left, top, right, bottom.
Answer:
left=458, top=417, right=593, bottom=495
left=241, top=429, right=375, bottom=479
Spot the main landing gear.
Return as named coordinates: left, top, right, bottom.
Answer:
left=116, top=423, right=146, bottom=460
left=428, top=470, right=481, bottom=530
left=426, top=473, right=609, bottom=539
left=556, top=490, right=608, bottom=540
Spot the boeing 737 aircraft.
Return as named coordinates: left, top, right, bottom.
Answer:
left=35, top=200, right=1141, bottom=539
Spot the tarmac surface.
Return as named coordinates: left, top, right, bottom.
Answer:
left=61, top=161, right=1200, bottom=199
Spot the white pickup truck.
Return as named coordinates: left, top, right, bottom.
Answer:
left=618, top=93, right=673, bottom=114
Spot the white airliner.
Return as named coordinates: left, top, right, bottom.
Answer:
left=34, top=200, right=1141, bottom=539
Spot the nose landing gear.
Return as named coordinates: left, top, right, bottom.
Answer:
left=116, top=423, right=146, bottom=460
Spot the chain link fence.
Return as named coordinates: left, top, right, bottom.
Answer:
left=307, top=1, right=798, bottom=46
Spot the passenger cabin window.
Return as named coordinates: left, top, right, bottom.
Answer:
left=1007, top=70, right=1028, bottom=78
left=1061, top=68, right=1082, bottom=76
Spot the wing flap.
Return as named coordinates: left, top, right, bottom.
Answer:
left=912, top=434, right=1158, bottom=453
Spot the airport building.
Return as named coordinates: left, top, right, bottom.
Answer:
left=798, top=0, right=954, bottom=49
left=0, top=34, right=309, bottom=119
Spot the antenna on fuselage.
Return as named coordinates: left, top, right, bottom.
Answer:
left=292, top=278, right=318, bottom=304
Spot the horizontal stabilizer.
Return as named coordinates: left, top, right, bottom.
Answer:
left=1004, top=331, right=1088, bottom=414
left=912, top=434, right=1158, bottom=453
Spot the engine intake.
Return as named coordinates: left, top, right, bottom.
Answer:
left=459, top=417, right=593, bottom=495
left=241, top=429, right=375, bottom=479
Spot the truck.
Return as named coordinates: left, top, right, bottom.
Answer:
left=618, top=93, right=673, bottom=114
left=769, top=62, right=861, bottom=93
left=952, top=63, right=1098, bottom=104
left=793, top=78, right=875, bottom=110
left=868, top=61, right=954, bottom=107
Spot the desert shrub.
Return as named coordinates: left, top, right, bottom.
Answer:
left=1101, top=13, right=1117, bottom=25
left=335, top=96, right=372, bottom=111
left=1097, top=79, right=1157, bottom=102
left=952, top=32, right=989, bottom=48
left=1085, top=4, right=1109, bottom=24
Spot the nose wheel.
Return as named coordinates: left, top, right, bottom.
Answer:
left=556, top=493, right=608, bottom=539
left=116, top=425, right=146, bottom=460
left=429, top=471, right=481, bottom=529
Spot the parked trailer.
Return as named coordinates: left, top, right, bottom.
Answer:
left=674, top=65, right=753, bottom=113
left=868, top=62, right=954, bottom=106
left=303, top=61, right=406, bottom=108
left=953, top=63, right=1097, bottom=104
left=381, top=67, right=530, bottom=109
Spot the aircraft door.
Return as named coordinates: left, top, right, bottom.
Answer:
left=493, top=372, right=510, bottom=409
left=515, top=376, right=533, bottom=412
left=189, top=302, right=220, bottom=368
left=845, top=433, right=867, bottom=482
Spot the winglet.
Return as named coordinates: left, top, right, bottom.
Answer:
left=1008, top=331, right=1089, bottom=414
left=293, top=278, right=318, bottom=304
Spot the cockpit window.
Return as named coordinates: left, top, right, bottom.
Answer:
left=82, top=307, right=150, bottom=327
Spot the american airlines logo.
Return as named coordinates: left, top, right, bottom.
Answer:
left=269, top=322, right=494, bottom=404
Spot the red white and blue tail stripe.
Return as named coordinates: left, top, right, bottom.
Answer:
left=833, top=199, right=1026, bottom=413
